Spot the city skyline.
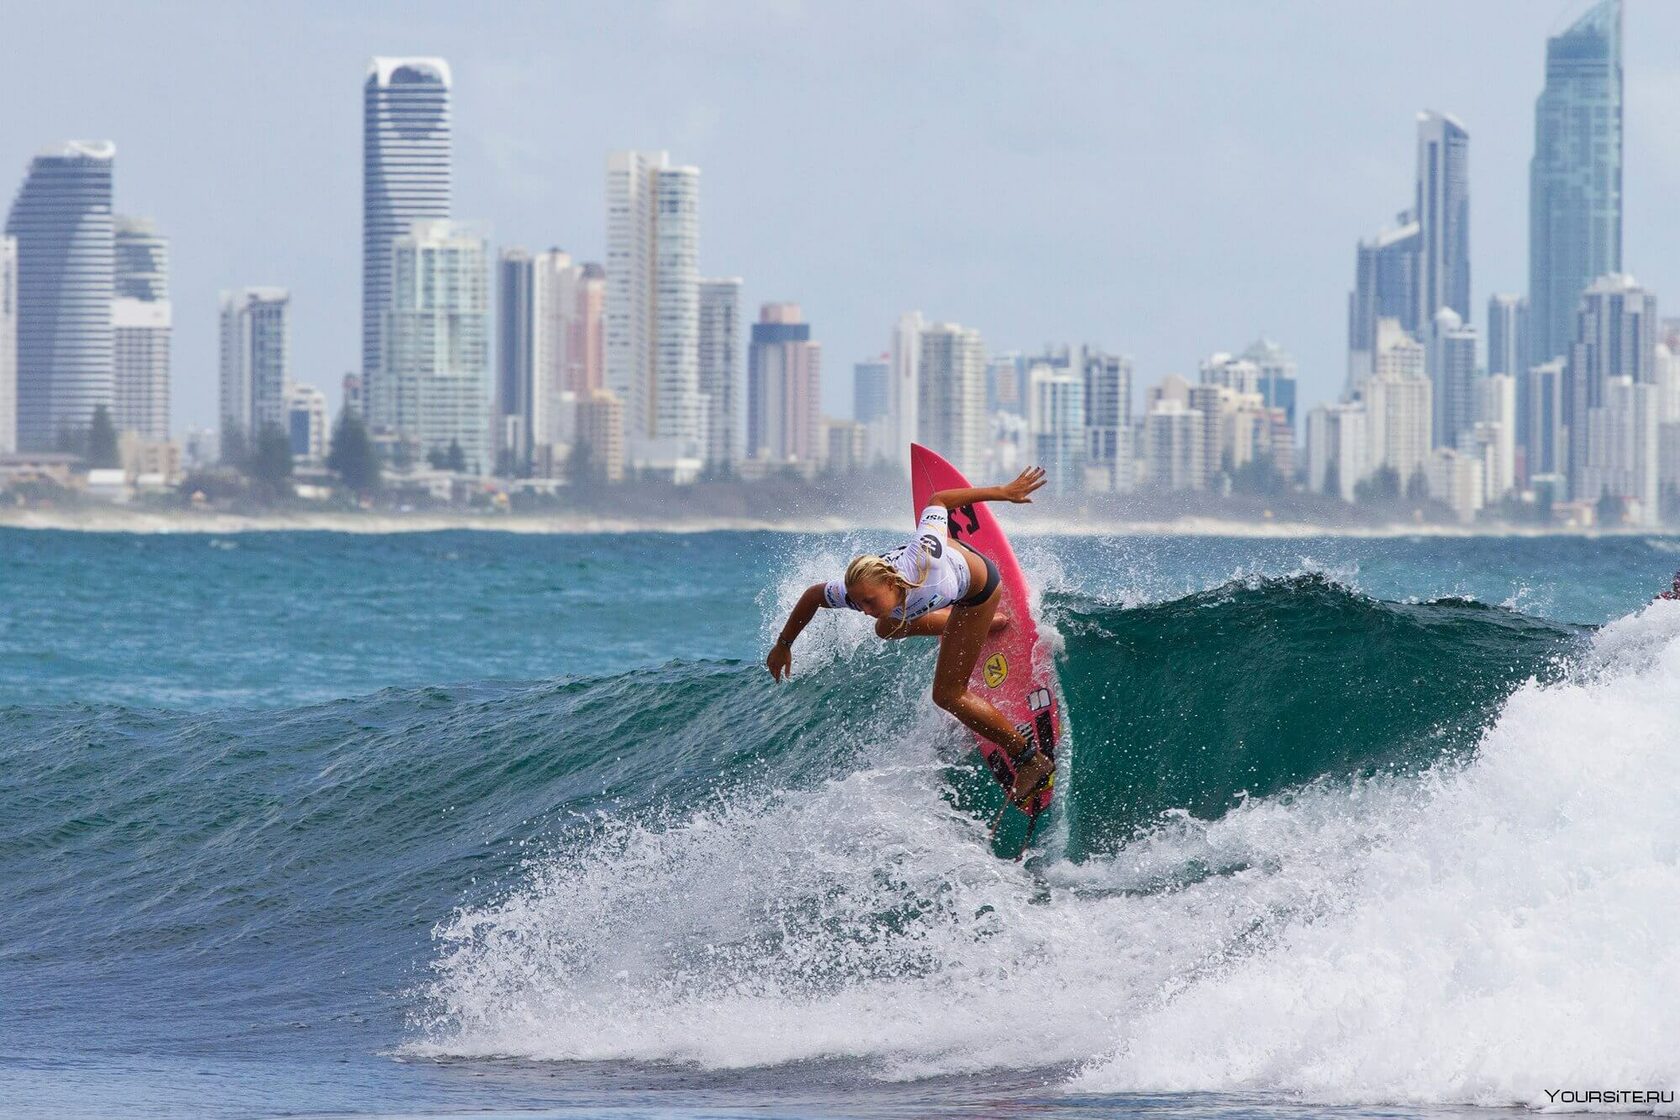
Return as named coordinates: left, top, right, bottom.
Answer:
left=7, top=2, right=1680, bottom=438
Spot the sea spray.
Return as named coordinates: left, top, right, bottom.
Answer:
left=1075, top=601, right=1680, bottom=1108
left=410, top=580, right=1587, bottom=1085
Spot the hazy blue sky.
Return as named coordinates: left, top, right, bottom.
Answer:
left=4, top=0, right=1678, bottom=434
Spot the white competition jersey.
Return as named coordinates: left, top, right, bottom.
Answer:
left=823, top=505, right=972, bottom=622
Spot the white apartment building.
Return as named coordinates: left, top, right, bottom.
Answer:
left=917, top=321, right=986, bottom=478
left=605, top=150, right=701, bottom=474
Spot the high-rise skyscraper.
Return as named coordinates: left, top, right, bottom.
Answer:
left=698, top=277, right=742, bottom=470
left=1527, top=358, right=1567, bottom=479
left=531, top=248, right=585, bottom=463
left=1415, top=111, right=1471, bottom=326
left=0, top=235, right=15, bottom=453
left=885, top=312, right=923, bottom=474
left=494, top=248, right=534, bottom=473
left=917, top=322, right=986, bottom=478
left=1487, top=294, right=1528, bottom=378
left=1529, top=0, right=1622, bottom=368
left=1348, top=213, right=1421, bottom=388
left=1566, top=273, right=1655, bottom=499
left=1082, top=348, right=1131, bottom=491
left=605, top=150, right=701, bottom=473
left=381, top=220, right=489, bottom=473
left=219, top=288, right=290, bottom=444
left=111, top=216, right=170, bottom=441
left=1361, top=318, right=1433, bottom=489
left=363, top=58, right=452, bottom=424
left=746, top=303, right=821, bottom=466
left=1430, top=307, right=1480, bottom=452
left=1030, top=359, right=1084, bottom=496
left=1488, top=292, right=1530, bottom=460
left=1242, top=337, right=1297, bottom=428
left=498, top=248, right=604, bottom=475
left=5, top=140, right=115, bottom=452
left=853, top=356, right=889, bottom=427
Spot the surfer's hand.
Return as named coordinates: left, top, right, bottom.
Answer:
left=1000, top=467, right=1047, bottom=503
left=766, top=644, right=792, bottom=681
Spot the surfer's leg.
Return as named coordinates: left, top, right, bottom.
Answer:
left=930, top=595, right=1025, bottom=753
left=932, top=594, right=1053, bottom=805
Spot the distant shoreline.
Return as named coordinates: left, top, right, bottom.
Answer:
left=0, top=505, right=1669, bottom=539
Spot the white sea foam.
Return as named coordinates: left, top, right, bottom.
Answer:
left=1078, top=601, right=1680, bottom=1110
left=415, top=591, right=1680, bottom=1112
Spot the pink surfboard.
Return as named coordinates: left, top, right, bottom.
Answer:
left=910, top=444, right=1060, bottom=821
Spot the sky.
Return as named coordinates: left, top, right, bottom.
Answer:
left=4, top=0, right=1678, bottom=435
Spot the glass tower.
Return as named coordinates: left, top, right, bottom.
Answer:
left=1415, top=111, right=1470, bottom=325
left=363, top=58, right=452, bottom=429
left=4, top=140, right=114, bottom=452
left=1528, top=0, right=1622, bottom=368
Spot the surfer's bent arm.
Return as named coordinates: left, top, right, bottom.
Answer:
left=766, top=583, right=828, bottom=680
left=929, top=466, right=1046, bottom=511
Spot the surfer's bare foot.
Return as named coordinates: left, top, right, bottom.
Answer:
left=989, top=612, right=1011, bottom=634
left=1008, top=750, right=1053, bottom=807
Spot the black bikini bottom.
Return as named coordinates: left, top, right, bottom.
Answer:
left=953, top=542, right=1001, bottom=608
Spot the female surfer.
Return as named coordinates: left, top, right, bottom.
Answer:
left=765, top=466, right=1054, bottom=809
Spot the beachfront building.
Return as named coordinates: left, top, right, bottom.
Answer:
left=286, top=382, right=328, bottom=464
left=494, top=248, right=533, bottom=472
left=745, top=303, right=821, bottom=470
left=1144, top=398, right=1205, bottom=493
left=4, top=140, right=115, bottom=452
left=1029, top=358, right=1083, bottom=497
left=883, top=311, right=922, bottom=475
left=1083, top=348, right=1132, bottom=492
left=605, top=149, right=702, bottom=478
left=1415, top=111, right=1471, bottom=326
left=1347, top=212, right=1420, bottom=389
left=112, top=216, right=170, bottom=441
left=698, top=277, right=742, bottom=471
left=363, top=58, right=452, bottom=414
left=1306, top=402, right=1367, bottom=502
left=1566, top=273, right=1656, bottom=499
left=380, top=220, right=490, bottom=473
left=1430, top=307, right=1479, bottom=452
left=0, top=235, right=15, bottom=453
left=917, top=321, right=986, bottom=479
left=1528, top=0, right=1622, bottom=370
left=219, top=287, right=290, bottom=447
left=1243, top=337, right=1297, bottom=428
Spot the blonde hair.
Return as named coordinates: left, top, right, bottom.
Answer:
left=845, top=552, right=929, bottom=636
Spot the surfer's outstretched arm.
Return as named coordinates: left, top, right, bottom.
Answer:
left=929, top=466, right=1045, bottom=511
left=766, top=583, right=827, bottom=680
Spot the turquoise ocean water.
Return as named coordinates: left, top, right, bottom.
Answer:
left=3, top=527, right=1679, bottom=1118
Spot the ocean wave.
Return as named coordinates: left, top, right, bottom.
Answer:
left=15, top=575, right=1665, bottom=1107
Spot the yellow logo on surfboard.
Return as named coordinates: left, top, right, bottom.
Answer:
left=983, top=652, right=1008, bottom=688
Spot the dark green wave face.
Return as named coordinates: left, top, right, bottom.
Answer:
left=1050, top=575, right=1583, bottom=859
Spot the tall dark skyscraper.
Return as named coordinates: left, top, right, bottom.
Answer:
left=1415, top=111, right=1470, bottom=325
left=1346, top=212, right=1419, bottom=390
left=363, top=58, right=452, bottom=431
left=4, top=141, right=114, bottom=452
left=1528, top=0, right=1622, bottom=369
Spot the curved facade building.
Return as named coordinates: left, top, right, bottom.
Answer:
left=4, top=140, right=115, bottom=452
left=363, top=57, right=451, bottom=434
